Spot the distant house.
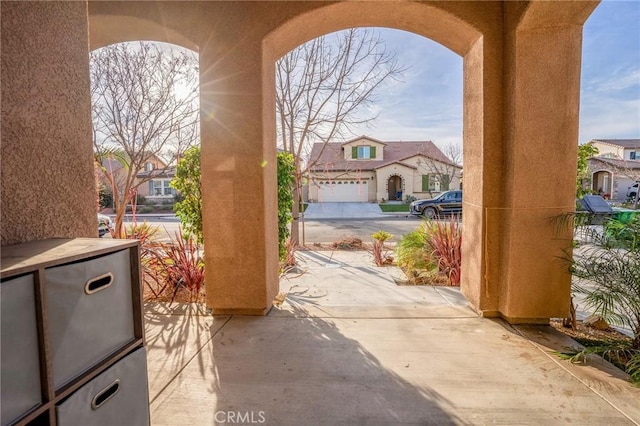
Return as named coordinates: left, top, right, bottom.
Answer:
left=586, top=139, right=640, bottom=200
left=97, top=153, right=176, bottom=202
left=587, top=139, right=640, bottom=161
left=136, top=164, right=177, bottom=201
left=307, top=136, right=462, bottom=203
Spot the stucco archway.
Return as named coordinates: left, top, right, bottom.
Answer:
left=592, top=170, right=613, bottom=198
left=2, top=1, right=597, bottom=322
left=387, top=175, right=404, bottom=201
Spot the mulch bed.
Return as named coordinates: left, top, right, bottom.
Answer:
left=550, top=318, right=632, bottom=346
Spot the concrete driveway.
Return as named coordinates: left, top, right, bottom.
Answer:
left=304, top=202, right=387, bottom=219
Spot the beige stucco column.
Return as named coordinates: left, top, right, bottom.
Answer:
left=1, top=2, right=96, bottom=246
left=199, top=32, right=279, bottom=315
left=486, top=2, right=599, bottom=323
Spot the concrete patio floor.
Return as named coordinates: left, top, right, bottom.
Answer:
left=144, top=250, right=640, bottom=425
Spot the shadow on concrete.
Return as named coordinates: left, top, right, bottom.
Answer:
left=143, top=303, right=229, bottom=400
left=198, top=305, right=468, bottom=425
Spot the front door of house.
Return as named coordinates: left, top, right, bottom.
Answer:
left=387, top=176, right=402, bottom=201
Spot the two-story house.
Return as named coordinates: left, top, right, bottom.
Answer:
left=97, top=153, right=177, bottom=203
left=307, top=136, right=462, bottom=203
left=586, top=139, right=640, bottom=200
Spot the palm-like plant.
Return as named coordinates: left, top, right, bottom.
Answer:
left=571, top=245, right=640, bottom=349
left=565, top=215, right=640, bottom=383
left=371, top=230, right=393, bottom=266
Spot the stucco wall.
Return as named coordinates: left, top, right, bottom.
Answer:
left=1, top=2, right=96, bottom=245
left=590, top=142, right=624, bottom=159
left=2, top=1, right=599, bottom=321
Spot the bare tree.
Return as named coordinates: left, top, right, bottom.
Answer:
left=416, top=142, right=462, bottom=196
left=91, top=42, right=199, bottom=236
left=276, top=28, right=407, bottom=244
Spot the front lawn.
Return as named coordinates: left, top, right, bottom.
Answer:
left=379, top=203, right=410, bottom=213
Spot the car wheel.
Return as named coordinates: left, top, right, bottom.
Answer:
left=422, top=207, right=437, bottom=219
left=630, top=192, right=637, bottom=198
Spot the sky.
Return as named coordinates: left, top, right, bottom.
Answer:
left=347, top=0, right=640, bottom=150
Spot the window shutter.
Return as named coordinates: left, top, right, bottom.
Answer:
left=441, top=175, right=450, bottom=191
left=352, top=146, right=358, bottom=159
left=422, top=175, right=429, bottom=191
left=370, top=146, right=376, bottom=159
left=149, top=181, right=154, bottom=194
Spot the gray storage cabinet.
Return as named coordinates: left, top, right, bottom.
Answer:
left=0, top=238, right=148, bottom=426
left=56, top=347, right=149, bottom=426
left=1, top=274, right=42, bottom=424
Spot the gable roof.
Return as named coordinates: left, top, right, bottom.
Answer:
left=340, top=135, right=387, bottom=146
left=308, top=138, right=459, bottom=172
left=374, top=161, right=417, bottom=170
left=588, top=139, right=640, bottom=149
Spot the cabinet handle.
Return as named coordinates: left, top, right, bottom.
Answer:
left=84, top=272, right=114, bottom=295
left=91, top=380, right=120, bottom=410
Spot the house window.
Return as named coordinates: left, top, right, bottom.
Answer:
left=351, top=145, right=376, bottom=159
left=631, top=151, right=638, bottom=160
left=151, top=179, right=175, bottom=196
left=421, top=174, right=450, bottom=192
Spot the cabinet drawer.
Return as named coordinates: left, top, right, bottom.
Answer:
left=45, top=249, right=135, bottom=390
left=57, top=347, right=149, bottom=426
left=0, top=274, right=42, bottom=426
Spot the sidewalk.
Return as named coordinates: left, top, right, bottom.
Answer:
left=144, top=250, right=640, bottom=425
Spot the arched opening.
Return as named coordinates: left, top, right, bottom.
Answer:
left=83, top=1, right=598, bottom=320
left=263, top=1, right=490, bottom=316
left=90, top=40, right=200, bottom=229
left=387, top=175, right=403, bottom=201
left=592, top=170, right=613, bottom=198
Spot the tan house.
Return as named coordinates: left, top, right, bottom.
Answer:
left=586, top=139, right=640, bottom=200
left=98, top=153, right=176, bottom=202
left=307, top=136, right=462, bottom=203
left=135, top=164, right=177, bottom=201
left=587, top=139, right=640, bottom=161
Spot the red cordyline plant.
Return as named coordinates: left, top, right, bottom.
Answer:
left=160, top=229, right=205, bottom=304
left=425, top=216, right=462, bottom=285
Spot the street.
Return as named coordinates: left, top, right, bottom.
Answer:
left=297, top=216, right=423, bottom=244
left=116, top=215, right=425, bottom=244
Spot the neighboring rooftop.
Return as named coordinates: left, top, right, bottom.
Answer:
left=309, top=137, right=459, bottom=172
left=588, top=139, right=640, bottom=149
left=590, top=156, right=640, bottom=169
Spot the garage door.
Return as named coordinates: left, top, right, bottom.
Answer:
left=317, top=180, right=368, bottom=202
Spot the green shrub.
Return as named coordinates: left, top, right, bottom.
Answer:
left=277, top=152, right=295, bottom=261
left=395, top=229, right=429, bottom=271
left=138, top=206, right=154, bottom=214
left=99, top=185, right=113, bottom=208
left=171, top=146, right=203, bottom=244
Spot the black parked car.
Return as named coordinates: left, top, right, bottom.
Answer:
left=409, top=190, right=463, bottom=219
